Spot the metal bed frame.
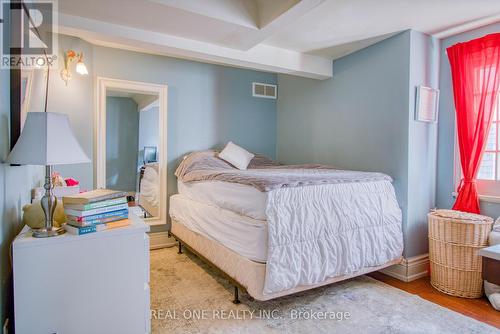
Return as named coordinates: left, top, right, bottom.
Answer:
left=168, top=231, right=244, bottom=304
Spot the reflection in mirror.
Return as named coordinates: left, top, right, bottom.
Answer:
left=105, top=90, right=160, bottom=219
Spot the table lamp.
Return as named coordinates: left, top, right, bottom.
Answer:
left=6, top=112, right=90, bottom=237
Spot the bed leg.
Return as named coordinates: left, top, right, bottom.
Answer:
left=177, top=240, right=183, bottom=254
left=232, top=286, right=241, bottom=304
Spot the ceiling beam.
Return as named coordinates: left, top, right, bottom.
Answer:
left=58, top=13, right=333, bottom=79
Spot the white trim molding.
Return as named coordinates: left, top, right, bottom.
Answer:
left=380, top=254, right=429, bottom=282
left=433, top=14, right=500, bottom=39
left=95, top=77, right=168, bottom=227
left=452, top=192, right=500, bottom=204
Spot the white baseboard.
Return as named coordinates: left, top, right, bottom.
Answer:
left=148, top=231, right=176, bottom=250
left=380, top=254, right=429, bottom=282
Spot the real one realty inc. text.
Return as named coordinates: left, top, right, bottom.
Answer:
left=151, top=308, right=351, bottom=321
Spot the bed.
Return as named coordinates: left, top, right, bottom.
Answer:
left=169, top=150, right=403, bottom=301
left=138, top=162, right=159, bottom=217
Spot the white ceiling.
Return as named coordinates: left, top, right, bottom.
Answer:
left=59, top=0, right=309, bottom=51
left=263, top=0, right=500, bottom=58
left=58, top=0, right=500, bottom=79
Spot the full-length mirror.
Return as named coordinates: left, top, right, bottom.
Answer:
left=96, top=78, right=167, bottom=226
left=106, top=90, right=159, bottom=216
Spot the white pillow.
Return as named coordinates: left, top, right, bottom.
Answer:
left=219, top=142, right=254, bottom=170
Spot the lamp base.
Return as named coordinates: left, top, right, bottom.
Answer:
left=32, top=226, right=66, bottom=238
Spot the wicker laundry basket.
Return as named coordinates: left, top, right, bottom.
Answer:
left=428, top=209, right=493, bottom=298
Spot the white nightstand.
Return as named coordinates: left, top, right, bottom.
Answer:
left=13, top=213, right=151, bottom=334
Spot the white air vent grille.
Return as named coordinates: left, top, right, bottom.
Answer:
left=253, top=82, right=277, bottom=99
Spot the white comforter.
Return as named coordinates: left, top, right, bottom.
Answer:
left=264, top=179, right=403, bottom=294
left=140, top=164, right=159, bottom=207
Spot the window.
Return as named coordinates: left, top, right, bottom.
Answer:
left=454, top=94, right=500, bottom=199
left=476, top=95, right=500, bottom=198
left=450, top=35, right=500, bottom=203
left=478, top=104, right=499, bottom=180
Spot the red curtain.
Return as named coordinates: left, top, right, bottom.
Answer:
left=447, top=33, right=500, bottom=213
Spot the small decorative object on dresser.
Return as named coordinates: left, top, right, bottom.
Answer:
left=428, top=209, right=493, bottom=298
left=22, top=201, right=66, bottom=230
left=13, top=214, right=150, bottom=333
left=33, top=184, right=80, bottom=201
left=33, top=173, right=80, bottom=201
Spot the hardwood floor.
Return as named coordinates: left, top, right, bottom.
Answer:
left=368, top=272, right=500, bottom=329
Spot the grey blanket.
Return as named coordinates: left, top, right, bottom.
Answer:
left=175, top=151, right=392, bottom=192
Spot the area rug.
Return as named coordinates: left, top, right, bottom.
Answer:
left=150, top=247, right=499, bottom=334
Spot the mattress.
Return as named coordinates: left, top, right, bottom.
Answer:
left=169, top=194, right=268, bottom=262
left=177, top=180, right=267, bottom=220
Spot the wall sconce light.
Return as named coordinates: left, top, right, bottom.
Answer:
left=60, top=50, right=88, bottom=85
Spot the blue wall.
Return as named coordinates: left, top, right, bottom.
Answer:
left=277, top=31, right=410, bottom=199
left=92, top=46, right=278, bottom=186
left=406, top=31, right=440, bottom=256
left=436, top=23, right=500, bottom=218
left=277, top=31, right=439, bottom=257
left=0, top=34, right=277, bottom=326
left=31, top=34, right=277, bottom=200
left=106, top=96, right=139, bottom=192
left=27, top=34, right=277, bottom=233
left=0, top=58, right=13, bottom=334
left=93, top=44, right=278, bottom=205
left=0, top=55, right=11, bottom=334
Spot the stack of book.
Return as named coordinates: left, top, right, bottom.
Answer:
left=62, top=189, right=131, bottom=235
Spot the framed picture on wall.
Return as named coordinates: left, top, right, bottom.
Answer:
left=415, top=85, right=439, bottom=123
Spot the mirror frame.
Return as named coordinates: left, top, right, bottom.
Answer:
left=95, top=77, right=168, bottom=226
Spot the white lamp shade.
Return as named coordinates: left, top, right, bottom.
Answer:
left=76, top=61, right=88, bottom=75
left=6, top=112, right=90, bottom=165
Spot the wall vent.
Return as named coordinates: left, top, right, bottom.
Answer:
left=253, top=82, right=277, bottom=99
